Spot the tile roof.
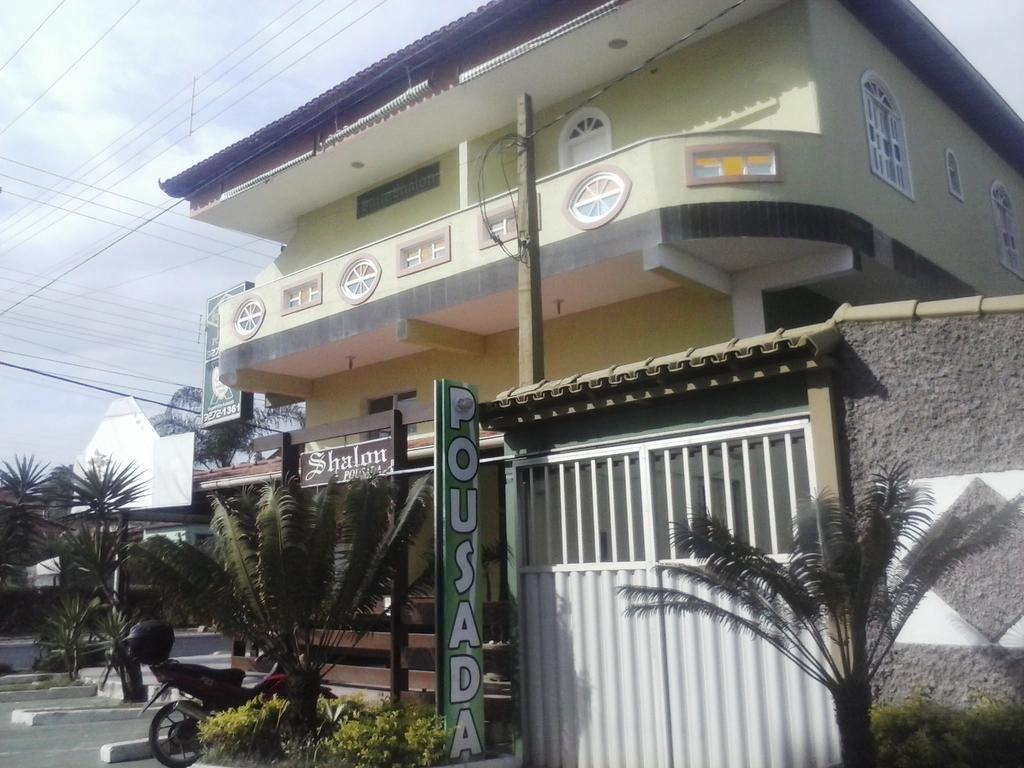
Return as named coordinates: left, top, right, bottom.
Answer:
left=160, top=0, right=593, bottom=198
left=162, top=0, right=1024, bottom=200
left=489, top=294, right=1024, bottom=410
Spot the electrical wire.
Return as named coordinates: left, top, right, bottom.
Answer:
left=0, top=317, right=201, bottom=363
left=0, top=0, right=68, bottom=76
left=0, top=359, right=200, bottom=413
left=4, top=304, right=201, bottom=350
left=0, top=269, right=201, bottom=323
left=0, top=0, right=143, bottom=137
left=0, top=170, right=276, bottom=258
left=476, top=134, right=523, bottom=262
left=0, top=188, right=266, bottom=268
left=0, top=347, right=192, bottom=388
left=0, top=0, right=372, bottom=255
left=0, top=330, right=195, bottom=386
left=0, top=0, right=318, bottom=238
left=0, top=359, right=289, bottom=436
left=0, top=197, right=181, bottom=317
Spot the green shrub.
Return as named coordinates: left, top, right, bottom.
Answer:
left=199, top=695, right=448, bottom=768
left=199, top=696, right=291, bottom=760
left=324, top=696, right=448, bottom=768
left=873, top=696, right=1024, bottom=768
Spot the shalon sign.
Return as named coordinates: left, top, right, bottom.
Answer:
left=434, top=379, right=485, bottom=761
left=299, top=438, right=392, bottom=487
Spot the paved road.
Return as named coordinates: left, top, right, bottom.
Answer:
left=0, top=697, right=160, bottom=768
left=0, top=631, right=232, bottom=672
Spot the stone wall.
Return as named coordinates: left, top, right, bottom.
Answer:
left=834, top=311, right=1024, bottom=707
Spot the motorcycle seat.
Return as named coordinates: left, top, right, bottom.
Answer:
left=164, top=661, right=246, bottom=687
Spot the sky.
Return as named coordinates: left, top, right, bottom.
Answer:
left=0, top=0, right=1021, bottom=468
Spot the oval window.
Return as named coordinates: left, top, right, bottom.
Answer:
left=565, top=170, right=631, bottom=229
left=339, top=256, right=381, bottom=304
left=233, top=297, right=265, bottom=339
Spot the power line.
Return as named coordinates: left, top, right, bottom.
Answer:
left=0, top=276, right=201, bottom=334
left=0, top=0, right=68, bottom=75
left=0, top=359, right=289, bottom=436
left=0, top=269, right=200, bottom=323
left=0, top=169, right=277, bottom=258
left=0, top=0, right=143, bottom=137
left=0, top=347, right=192, bottom=388
left=0, top=359, right=200, bottom=414
left=0, top=316, right=201, bottom=363
left=0, top=189, right=267, bottom=268
left=0, top=197, right=180, bottom=317
left=0, top=0, right=313, bottom=236
left=0, top=330, right=195, bottom=386
left=4, top=303, right=201, bottom=349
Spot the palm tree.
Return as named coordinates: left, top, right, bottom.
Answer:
left=152, top=386, right=305, bottom=468
left=0, top=455, right=50, bottom=584
left=59, top=459, right=148, bottom=700
left=132, top=475, right=431, bottom=731
left=620, top=465, right=1020, bottom=768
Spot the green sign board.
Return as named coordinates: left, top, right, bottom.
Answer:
left=434, top=379, right=485, bottom=761
left=202, top=283, right=254, bottom=427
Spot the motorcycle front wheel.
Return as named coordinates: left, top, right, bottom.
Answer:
left=149, top=702, right=202, bottom=768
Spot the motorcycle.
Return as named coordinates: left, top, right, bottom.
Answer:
left=126, top=620, right=327, bottom=768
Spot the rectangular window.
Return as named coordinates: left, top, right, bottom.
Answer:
left=280, top=274, right=323, bottom=315
left=686, top=143, right=781, bottom=186
left=397, top=228, right=450, bottom=276
left=479, top=205, right=518, bottom=249
left=356, top=163, right=440, bottom=218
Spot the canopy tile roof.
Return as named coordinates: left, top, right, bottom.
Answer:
left=490, top=293, right=1024, bottom=411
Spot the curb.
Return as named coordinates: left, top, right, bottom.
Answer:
left=0, top=684, right=96, bottom=702
left=0, top=673, right=59, bottom=686
left=193, top=755, right=520, bottom=768
left=12, top=706, right=145, bottom=726
left=100, top=738, right=153, bottom=763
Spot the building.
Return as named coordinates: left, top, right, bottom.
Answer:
left=161, top=0, right=1024, bottom=424
left=161, top=1, right=1024, bottom=765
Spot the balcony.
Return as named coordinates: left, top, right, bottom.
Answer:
left=215, top=129, right=900, bottom=392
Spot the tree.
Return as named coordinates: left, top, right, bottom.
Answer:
left=0, top=455, right=50, bottom=584
left=620, top=465, right=1021, bottom=768
left=132, top=476, right=431, bottom=731
left=152, top=386, right=305, bottom=469
left=58, top=459, right=149, bottom=701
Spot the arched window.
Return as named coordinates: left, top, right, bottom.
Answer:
left=945, top=148, right=963, bottom=201
left=558, top=107, right=612, bottom=169
left=991, top=182, right=1022, bottom=277
left=861, top=72, right=912, bottom=197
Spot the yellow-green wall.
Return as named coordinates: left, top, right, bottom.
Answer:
left=805, top=0, right=1024, bottom=293
left=266, top=0, right=820, bottom=279
left=305, top=284, right=732, bottom=426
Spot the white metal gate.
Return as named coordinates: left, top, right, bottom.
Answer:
left=515, top=419, right=840, bottom=768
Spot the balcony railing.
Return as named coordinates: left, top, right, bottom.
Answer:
left=217, top=129, right=823, bottom=353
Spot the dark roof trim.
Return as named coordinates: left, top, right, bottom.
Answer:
left=163, top=0, right=1024, bottom=203
left=838, top=0, right=1024, bottom=178
left=160, top=0, right=618, bottom=199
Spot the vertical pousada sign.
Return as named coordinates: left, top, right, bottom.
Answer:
left=202, top=283, right=254, bottom=427
left=434, top=379, right=485, bottom=761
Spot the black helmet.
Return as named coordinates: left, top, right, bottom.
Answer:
left=125, top=620, right=175, bottom=664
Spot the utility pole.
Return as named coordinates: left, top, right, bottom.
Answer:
left=516, top=93, right=545, bottom=386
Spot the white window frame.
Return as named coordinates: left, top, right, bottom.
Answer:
left=280, top=274, right=323, bottom=315
left=945, top=148, right=964, bottom=202
left=558, top=106, right=612, bottom=170
left=861, top=71, right=913, bottom=199
left=397, top=228, right=450, bottom=277
left=991, top=181, right=1023, bottom=278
